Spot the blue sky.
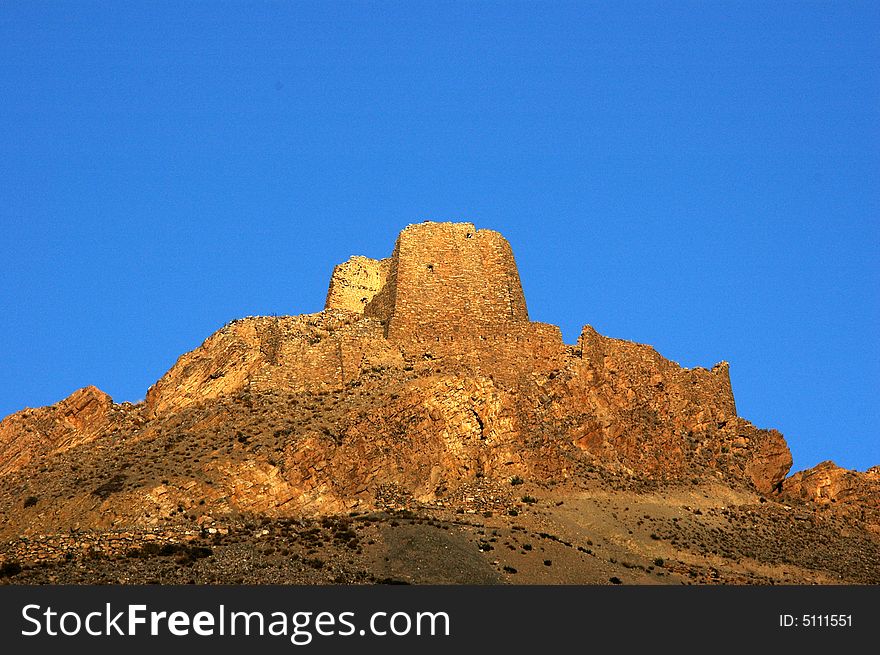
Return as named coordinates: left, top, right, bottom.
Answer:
left=1, top=1, right=877, bottom=474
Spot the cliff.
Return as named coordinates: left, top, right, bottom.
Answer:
left=0, top=386, right=141, bottom=477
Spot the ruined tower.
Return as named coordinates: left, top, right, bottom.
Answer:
left=326, top=221, right=530, bottom=341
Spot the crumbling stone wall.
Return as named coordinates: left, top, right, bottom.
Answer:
left=325, top=256, right=391, bottom=314
left=0, top=525, right=223, bottom=566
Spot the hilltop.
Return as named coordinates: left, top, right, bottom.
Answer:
left=1, top=222, right=877, bottom=585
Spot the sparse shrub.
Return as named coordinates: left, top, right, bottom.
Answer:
left=159, top=544, right=178, bottom=556
left=654, top=558, right=664, bottom=567
left=510, top=476, right=524, bottom=486
left=521, top=495, right=537, bottom=505
left=609, top=576, right=622, bottom=585
left=23, top=496, right=38, bottom=508
left=0, top=561, right=22, bottom=578
left=92, top=474, right=127, bottom=499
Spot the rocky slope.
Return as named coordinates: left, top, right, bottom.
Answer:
left=0, top=221, right=876, bottom=584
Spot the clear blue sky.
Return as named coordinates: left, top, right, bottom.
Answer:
left=1, top=1, right=877, bottom=474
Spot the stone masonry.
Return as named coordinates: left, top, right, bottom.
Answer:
left=362, top=222, right=529, bottom=340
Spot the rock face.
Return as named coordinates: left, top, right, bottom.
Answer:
left=561, top=326, right=791, bottom=493
left=143, top=311, right=399, bottom=417
left=783, top=461, right=880, bottom=506
left=781, top=461, right=880, bottom=534
left=0, top=386, right=136, bottom=476
left=0, top=221, right=800, bottom=531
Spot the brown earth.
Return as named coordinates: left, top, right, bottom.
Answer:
left=1, top=221, right=876, bottom=584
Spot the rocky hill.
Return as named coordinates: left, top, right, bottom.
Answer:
left=1, top=221, right=877, bottom=585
